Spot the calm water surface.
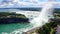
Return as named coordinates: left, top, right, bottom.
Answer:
left=0, top=23, right=32, bottom=33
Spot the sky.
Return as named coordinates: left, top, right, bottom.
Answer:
left=0, top=0, right=60, bottom=8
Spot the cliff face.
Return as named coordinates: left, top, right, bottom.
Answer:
left=0, top=18, right=29, bottom=24
left=0, top=12, right=29, bottom=24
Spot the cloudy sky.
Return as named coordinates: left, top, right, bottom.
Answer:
left=0, top=0, right=60, bottom=8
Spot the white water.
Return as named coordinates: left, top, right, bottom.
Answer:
left=1, top=3, right=55, bottom=34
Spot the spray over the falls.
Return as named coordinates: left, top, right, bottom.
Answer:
left=30, top=3, right=54, bottom=27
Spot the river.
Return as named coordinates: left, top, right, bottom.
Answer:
left=0, top=23, right=34, bottom=34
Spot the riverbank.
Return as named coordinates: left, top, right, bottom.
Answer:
left=24, top=27, right=41, bottom=34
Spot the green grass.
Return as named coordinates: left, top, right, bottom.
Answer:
left=0, top=12, right=26, bottom=18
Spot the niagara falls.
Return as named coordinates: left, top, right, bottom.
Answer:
left=0, top=0, right=60, bottom=34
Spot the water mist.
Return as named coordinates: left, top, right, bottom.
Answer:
left=30, top=3, right=54, bottom=27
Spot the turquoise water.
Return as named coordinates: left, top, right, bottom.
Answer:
left=0, top=23, right=32, bottom=34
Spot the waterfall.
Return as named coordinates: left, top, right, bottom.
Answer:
left=1, top=3, right=55, bottom=34
left=11, top=3, right=55, bottom=34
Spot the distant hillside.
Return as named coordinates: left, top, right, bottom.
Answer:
left=0, top=8, right=60, bottom=12
left=0, top=8, right=41, bottom=12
